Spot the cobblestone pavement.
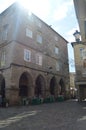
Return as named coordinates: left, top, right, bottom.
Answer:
left=0, top=100, right=86, bottom=130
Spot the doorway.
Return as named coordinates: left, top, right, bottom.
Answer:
left=50, top=76, right=56, bottom=95
left=35, top=75, right=45, bottom=98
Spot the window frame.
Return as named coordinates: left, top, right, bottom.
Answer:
left=2, top=24, right=9, bottom=40
left=83, top=49, right=86, bottom=59
left=24, top=49, right=31, bottom=62
left=56, top=62, right=60, bottom=71
left=55, top=46, right=59, bottom=55
left=36, top=54, right=42, bottom=66
left=80, top=48, right=84, bottom=59
left=37, top=34, right=42, bottom=44
left=55, top=36, right=58, bottom=41
left=1, top=51, right=6, bottom=67
left=26, top=28, right=33, bottom=38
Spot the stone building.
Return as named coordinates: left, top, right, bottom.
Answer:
left=70, top=72, right=75, bottom=89
left=70, top=72, right=77, bottom=98
left=0, top=2, right=69, bottom=105
left=72, top=0, right=86, bottom=101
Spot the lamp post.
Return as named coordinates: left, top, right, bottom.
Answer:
left=71, top=30, right=86, bottom=47
left=73, top=30, right=81, bottom=42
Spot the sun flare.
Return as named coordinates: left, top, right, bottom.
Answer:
left=16, top=0, right=50, bottom=19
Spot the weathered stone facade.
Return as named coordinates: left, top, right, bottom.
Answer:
left=0, top=3, right=69, bottom=105
left=73, top=0, right=86, bottom=101
left=72, top=42, right=86, bottom=101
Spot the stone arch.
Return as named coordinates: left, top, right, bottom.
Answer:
left=50, top=76, right=56, bottom=96
left=59, top=78, right=65, bottom=95
left=35, top=74, right=46, bottom=98
left=0, top=74, right=5, bottom=98
left=19, top=72, right=33, bottom=98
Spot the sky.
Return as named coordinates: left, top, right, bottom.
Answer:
left=0, top=0, right=79, bottom=72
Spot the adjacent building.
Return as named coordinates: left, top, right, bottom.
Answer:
left=73, top=0, right=86, bottom=101
left=0, top=2, right=69, bottom=105
left=70, top=72, right=77, bottom=98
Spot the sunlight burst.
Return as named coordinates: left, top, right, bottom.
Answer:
left=17, top=0, right=50, bottom=19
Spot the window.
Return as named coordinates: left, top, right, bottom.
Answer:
left=80, top=48, right=84, bottom=59
left=26, top=28, right=33, bottom=38
left=55, top=36, right=58, bottom=41
left=83, top=59, right=86, bottom=68
left=83, top=49, right=86, bottom=59
left=36, top=19, right=42, bottom=28
left=38, top=22, right=42, bottom=28
left=28, top=11, right=32, bottom=16
left=2, top=24, right=9, bottom=40
left=0, top=31, right=1, bottom=39
left=84, top=20, right=86, bottom=38
left=36, top=54, right=42, bottom=66
left=24, top=49, right=31, bottom=62
left=55, top=46, right=59, bottom=54
left=1, top=51, right=6, bottom=67
left=37, top=20, right=42, bottom=28
left=56, top=62, right=60, bottom=71
left=37, top=34, right=42, bottom=44
left=27, top=11, right=33, bottom=22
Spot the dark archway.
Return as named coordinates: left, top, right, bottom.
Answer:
left=19, top=72, right=33, bottom=98
left=0, top=75, right=5, bottom=98
left=35, top=75, right=45, bottom=98
left=59, top=78, right=65, bottom=95
left=50, top=76, right=56, bottom=95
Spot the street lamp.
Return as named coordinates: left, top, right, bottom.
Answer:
left=73, top=30, right=81, bottom=42
left=72, top=30, right=86, bottom=46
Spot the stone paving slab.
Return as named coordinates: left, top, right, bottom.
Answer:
left=0, top=100, right=86, bottom=130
